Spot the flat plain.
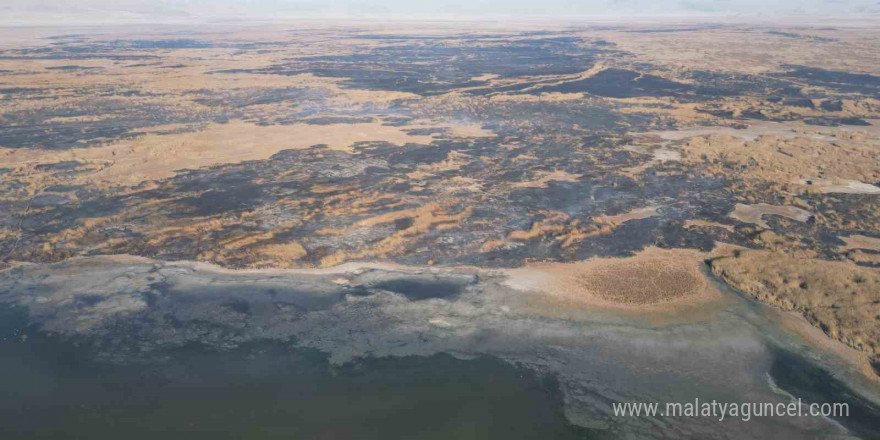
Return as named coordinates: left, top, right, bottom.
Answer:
left=1, top=21, right=879, bottom=439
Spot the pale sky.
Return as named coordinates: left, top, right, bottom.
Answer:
left=3, top=0, right=879, bottom=24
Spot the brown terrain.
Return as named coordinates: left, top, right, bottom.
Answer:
left=0, top=22, right=878, bottom=378
left=711, top=250, right=879, bottom=364
left=504, top=247, right=721, bottom=309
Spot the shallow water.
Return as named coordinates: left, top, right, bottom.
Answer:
left=0, top=258, right=878, bottom=439
left=769, top=348, right=880, bottom=439
left=0, top=306, right=589, bottom=440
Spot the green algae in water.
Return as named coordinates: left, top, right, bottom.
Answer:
left=0, top=307, right=592, bottom=440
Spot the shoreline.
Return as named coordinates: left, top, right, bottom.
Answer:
left=6, top=247, right=876, bottom=388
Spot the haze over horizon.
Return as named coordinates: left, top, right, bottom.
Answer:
left=3, top=0, right=880, bottom=25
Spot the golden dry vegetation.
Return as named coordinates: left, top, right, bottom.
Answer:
left=711, top=250, right=879, bottom=364
left=505, top=247, right=721, bottom=308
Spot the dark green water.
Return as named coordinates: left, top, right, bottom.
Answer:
left=0, top=306, right=592, bottom=440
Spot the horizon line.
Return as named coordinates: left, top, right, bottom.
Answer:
left=3, top=12, right=880, bottom=28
